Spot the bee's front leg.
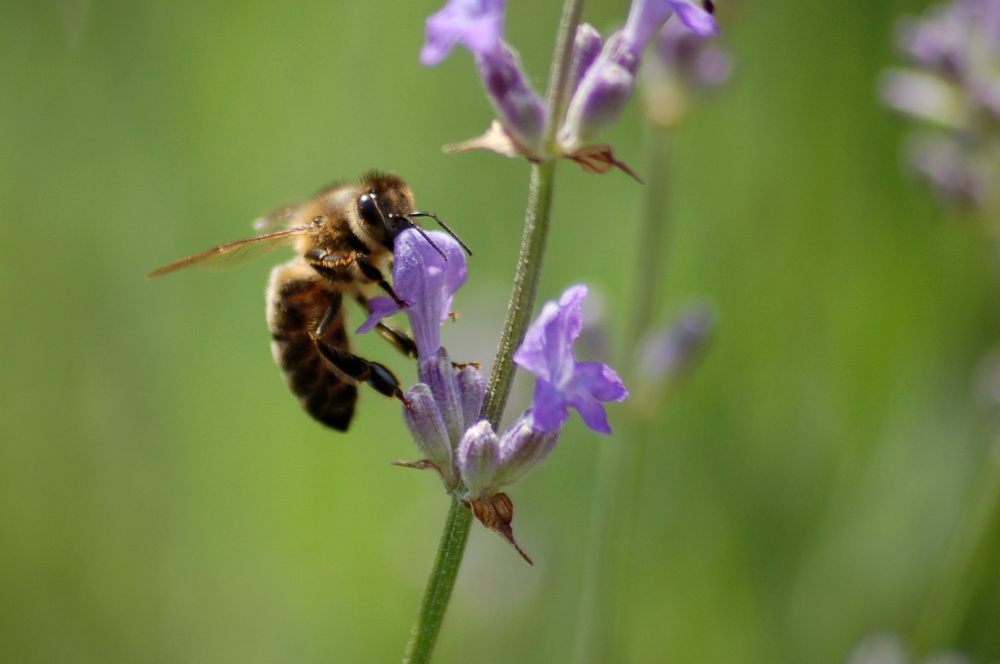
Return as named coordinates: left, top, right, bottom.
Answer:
left=353, top=254, right=408, bottom=309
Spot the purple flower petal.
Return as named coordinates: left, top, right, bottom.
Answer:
left=421, top=0, right=505, bottom=66
left=514, top=285, right=628, bottom=435
left=529, top=380, right=572, bottom=433
left=356, top=296, right=403, bottom=334
left=671, top=1, right=719, bottom=37
left=570, top=362, right=629, bottom=402
left=361, top=228, right=467, bottom=358
left=567, top=394, right=613, bottom=434
left=513, top=285, right=586, bottom=386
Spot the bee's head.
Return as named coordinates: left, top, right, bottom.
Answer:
left=355, top=171, right=472, bottom=258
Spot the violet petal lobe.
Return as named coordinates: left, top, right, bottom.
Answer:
left=421, top=0, right=505, bottom=66
left=514, top=285, right=628, bottom=435
left=358, top=228, right=467, bottom=358
left=671, top=0, right=719, bottom=37
left=529, top=380, right=572, bottom=433
left=513, top=284, right=587, bottom=386
left=356, top=296, right=402, bottom=335
left=571, top=361, right=629, bottom=402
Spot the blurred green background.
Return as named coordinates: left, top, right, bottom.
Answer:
left=3, top=0, right=1000, bottom=662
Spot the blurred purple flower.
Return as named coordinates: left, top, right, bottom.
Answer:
left=513, top=285, right=629, bottom=434
left=421, top=0, right=504, bottom=65
left=639, top=16, right=731, bottom=127
left=421, top=0, right=545, bottom=152
left=421, top=0, right=719, bottom=167
left=881, top=0, right=1000, bottom=210
left=651, top=17, right=731, bottom=89
left=559, top=0, right=719, bottom=151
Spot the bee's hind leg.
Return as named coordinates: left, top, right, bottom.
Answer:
left=313, top=338, right=406, bottom=403
left=311, top=304, right=406, bottom=402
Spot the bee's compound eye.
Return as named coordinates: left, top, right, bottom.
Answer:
left=357, top=192, right=383, bottom=228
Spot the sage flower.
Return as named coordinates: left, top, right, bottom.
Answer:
left=421, top=0, right=719, bottom=175
left=513, top=285, right=629, bottom=434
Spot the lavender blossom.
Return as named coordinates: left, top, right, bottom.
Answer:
left=370, top=244, right=628, bottom=502
left=641, top=17, right=731, bottom=127
left=422, top=0, right=719, bottom=169
left=359, top=229, right=483, bottom=488
left=453, top=286, right=628, bottom=501
left=420, top=0, right=504, bottom=66
left=456, top=415, right=560, bottom=501
left=558, top=0, right=719, bottom=152
left=880, top=0, right=1000, bottom=210
left=421, top=0, right=546, bottom=153
left=358, top=228, right=467, bottom=358
left=513, top=285, right=629, bottom=434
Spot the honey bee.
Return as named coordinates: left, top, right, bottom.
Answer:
left=148, top=171, right=470, bottom=431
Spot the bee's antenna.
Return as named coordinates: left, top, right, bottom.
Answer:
left=409, top=211, right=473, bottom=256
left=405, top=220, right=448, bottom=260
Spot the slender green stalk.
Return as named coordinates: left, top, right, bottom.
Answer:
left=402, top=1, right=585, bottom=661
left=481, top=0, right=586, bottom=427
left=573, top=126, right=674, bottom=664
left=481, top=159, right=556, bottom=426
left=404, top=498, right=473, bottom=664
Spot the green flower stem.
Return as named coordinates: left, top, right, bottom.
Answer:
left=482, top=0, right=585, bottom=426
left=403, top=1, right=585, bottom=662
left=403, top=498, right=472, bottom=664
left=481, top=159, right=557, bottom=426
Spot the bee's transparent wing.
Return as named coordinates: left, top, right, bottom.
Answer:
left=252, top=200, right=302, bottom=232
left=147, top=226, right=309, bottom=278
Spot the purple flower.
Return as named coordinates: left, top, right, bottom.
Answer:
left=456, top=416, right=560, bottom=500
left=421, top=0, right=545, bottom=152
left=640, top=19, right=731, bottom=127
left=880, top=0, right=1000, bottom=210
left=651, top=17, right=731, bottom=90
left=358, top=228, right=467, bottom=359
left=421, top=0, right=504, bottom=66
left=513, top=285, right=629, bottom=434
left=559, top=0, right=719, bottom=151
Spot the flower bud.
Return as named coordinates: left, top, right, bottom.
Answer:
left=567, top=23, right=603, bottom=92
left=476, top=45, right=547, bottom=154
left=402, top=384, right=456, bottom=485
left=456, top=420, right=503, bottom=500
left=417, top=347, right=465, bottom=446
left=493, top=412, right=560, bottom=489
left=457, top=362, right=486, bottom=430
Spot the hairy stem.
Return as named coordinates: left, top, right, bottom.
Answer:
left=404, top=498, right=473, bottom=664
